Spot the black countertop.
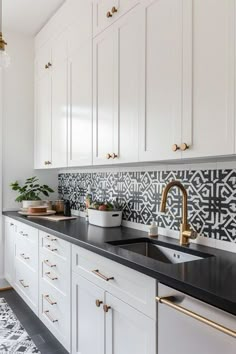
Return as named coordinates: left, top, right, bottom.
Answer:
left=3, top=211, right=236, bottom=316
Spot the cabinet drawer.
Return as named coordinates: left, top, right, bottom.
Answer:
left=16, top=234, right=38, bottom=272
left=39, top=231, right=70, bottom=260
left=39, top=278, right=70, bottom=351
left=93, top=0, right=139, bottom=36
left=72, top=245, right=156, bottom=319
left=15, top=258, right=38, bottom=315
left=16, top=222, right=38, bottom=245
left=40, top=251, right=70, bottom=296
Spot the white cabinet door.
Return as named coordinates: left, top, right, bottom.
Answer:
left=4, top=219, right=16, bottom=286
left=105, top=293, right=156, bottom=354
left=68, top=42, right=92, bottom=167
left=93, top=0, right=139, bottom=36
left=158, top=284, right=236, bottom=354
left=93, top=28, right=115, bottom=165
left=51, top=31, right=68, bottom=168
left=182, top=0, right=235, bottom=158
left=113, top=6, right=141, bottom=163
left=139, top=0, right=183, bottom=162
left=72, top=273, right=105, bottom=354
left=35, top=72, right=52, bottom=169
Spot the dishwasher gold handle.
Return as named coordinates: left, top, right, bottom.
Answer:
left=156, top=296, right=236, bottom=339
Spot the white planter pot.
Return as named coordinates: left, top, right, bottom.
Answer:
left=22, top=200, right=43, bottom=209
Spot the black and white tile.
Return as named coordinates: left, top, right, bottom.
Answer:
left=58, top=169, right=236, bottom=243
left=0, top=298, right=40, bottom=353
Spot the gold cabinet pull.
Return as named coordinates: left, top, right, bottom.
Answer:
left=172, top=144, right=180, bottom=152
left=106, top=153, right=112, bottom=159
left=95, top=299, right=103, bottom=308
left=92, top=269, right=114, bottom=282
left=111, top=153, right=118, bottom=159
left=19, top=231, right=28, bottom=237
left=111, top=6, right=118, bottom=13
left=44, top=310, right=58, bottom=323
left=180, top=143, right=189, bottom=151
left=45, top=272, right=58, bottom=281
left=45, top=244, right=58, bottom=252
left=44, top=294, right=57, bottom=306
left=44, top=259, right=56, bottom=268
left=45, top=235, right=57, bottom=242
left=106, top=11, right=112, bottom=18
left=156, top=296, right=236, bottom=339
left=19, top=279, right=29, bottom=288
left=45, top=64, right=49, bottom=69
left=103, top=305, right=111, bottom=313
left=44, top=161, right=48, bottom=165
left=48, top=62, right=52, bottom=67
left=20, top=253, right=30, bottom=260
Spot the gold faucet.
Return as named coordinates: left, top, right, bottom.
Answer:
left=160, top=180, right=197, bottom=246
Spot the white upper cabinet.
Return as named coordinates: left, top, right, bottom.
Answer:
left=139, top=0, right=183, bottom=162
left=93, top=0, right=139, bottom=36
left=51, top=30, right=68, bottom=168
left=181, top=0, right=235, bottom=158
left=35, top=45, right=52, bottom=169
left=93, top=6, right=141, bottom=165
left=68, top=1, right=93, bottom=167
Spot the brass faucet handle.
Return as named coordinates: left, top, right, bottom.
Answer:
left=182, top=229, right=198, bottom=240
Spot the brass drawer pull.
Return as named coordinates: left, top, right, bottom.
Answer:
left=106, top=11, right=112, bottom=18
left=19, top=231, right=28, bottom=237
left=44, top=259, right=56, bottom=268
left=95, top=299, right=103, bottom=308
left=44, top=294, right=57, bottom=306
left=20, top=253, right=30, bottom=260
left=111, top=6, right=118, bottom=14
left=92, top=269, right=114, bottom=282
left=103, top=305, right=111, bottom=313
left=106, top=153, right=112, bottom=159
left=45, top=235, right=57, bottom=242
left=172, top=144, right=180, bottom=152
left=180, top=143, right=189, bottom=151
left=156, top=296, right=236, bottom=339
left=19, top=279, right=29, bottom=288
left=45, top=272, right=58, bottom=281
left=44, top=310, right=58, bottom=323
left=111, top=153, right=118, bottom=159
left=45, top=245, right=58, bottom=252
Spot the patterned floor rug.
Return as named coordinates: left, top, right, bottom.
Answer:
left=0, top=298, right=40, bottom=353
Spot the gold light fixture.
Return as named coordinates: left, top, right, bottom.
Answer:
left=0, top=0, right=10, bottom=68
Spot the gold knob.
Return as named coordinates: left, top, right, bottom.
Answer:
left=106, top=11, right=112, bottom=18
left=172, top=144, right=180, bottom=152
left=96, top=299, right=103, bottom=308
left=103, top=305, right=111, bottom=313
left=180, top=143, right=189, bottom=151
left=48, top=62, right=52, bottom=67
left=44, top=161, right=48, bottom=165
left=111, top=6, right=118, bottom=13
left=45, top=64, right=49, bottom=69
left=47, top=161, right=52, bottom=165
left=106, top=153, right=112, bottom=159
left=111, top=153, right=118, bottom=159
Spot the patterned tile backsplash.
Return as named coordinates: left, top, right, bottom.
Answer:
left=58, top=170, right=236, bottom=243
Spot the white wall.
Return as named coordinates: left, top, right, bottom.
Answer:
left=0, top=31, right=58, bottom=279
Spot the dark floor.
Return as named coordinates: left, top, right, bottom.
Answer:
left=0, top=289, right=68, bottom=354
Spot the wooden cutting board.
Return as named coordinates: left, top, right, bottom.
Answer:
left=27, top=215, right=77, bottom=222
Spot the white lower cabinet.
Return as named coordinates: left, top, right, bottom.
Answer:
left=39, top=231, right=71, bottom=352
left=71, top=244, right=157, bottom=354
left=158, top=284, right=236, bottom=354
left=72, top=274, right=105, bottom=354
left=4, top=218, right=16, bottom=287
left=72, top=273, right=156, bottom=354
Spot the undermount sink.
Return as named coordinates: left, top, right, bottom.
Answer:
left=109, top=239, right=212, bottom=264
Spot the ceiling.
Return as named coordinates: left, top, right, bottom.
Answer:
left=2, top=0, right=66, bottom=36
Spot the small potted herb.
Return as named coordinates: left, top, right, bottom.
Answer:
left=10, top=176, right=54, bottom=209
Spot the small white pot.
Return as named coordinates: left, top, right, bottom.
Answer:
left=22, top=200, right=43, bottom=209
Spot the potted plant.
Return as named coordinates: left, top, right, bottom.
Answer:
left=10, top=176, right=54, bottom=209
